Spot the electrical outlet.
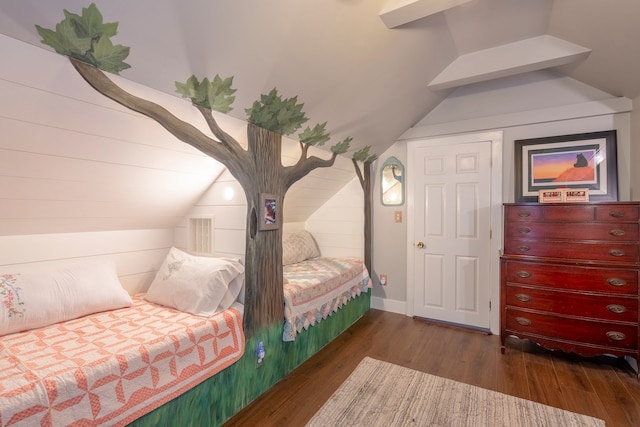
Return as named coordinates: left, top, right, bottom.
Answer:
left=256, top=340, right=265, bottom=368
left=394, top=211, right=402, bottom=223
left=379, top=274, right=387, bottom=286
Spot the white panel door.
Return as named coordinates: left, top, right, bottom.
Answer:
left=413, top=140, right=492, bottom=329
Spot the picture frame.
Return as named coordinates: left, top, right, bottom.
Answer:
left=259, top=193, right=279, bottom=230
left=514, top=130, right=618, bottom=203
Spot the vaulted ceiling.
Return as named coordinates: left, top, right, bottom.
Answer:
left=1, top=0, right=639, bottom=158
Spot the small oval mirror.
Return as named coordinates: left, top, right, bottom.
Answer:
left=381, top=157, right=404, bottom=206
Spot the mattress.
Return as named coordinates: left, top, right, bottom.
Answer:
left=0, top=296, right=244, bottom=427
left=283, top=257, right=371, bottom=341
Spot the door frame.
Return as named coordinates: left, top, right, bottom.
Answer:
left=406, top=131, right=503, bottom=334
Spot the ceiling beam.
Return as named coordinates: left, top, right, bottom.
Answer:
left=428, top=35, right=592, bottom=91
left=379, top=0, right=473, bottom=28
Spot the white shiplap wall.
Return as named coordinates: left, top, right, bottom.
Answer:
left=306, top=177, right=365, bottom=259
left=0, top=34, right=226, bottom=236
left=1, top=33, right=362, bottom=293
left=174, top=169, right=247, bottom=258
left=0, top=35, right=225, bottom=293
left=0, top=229, right=172, bottom=295
left=174, top=153, right=359, bottom=260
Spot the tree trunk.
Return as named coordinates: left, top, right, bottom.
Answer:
left=241, top=124, right=285, bottom=336
left=66, top=59, right=341, bottom=336
left=353, top=159, right=373, bottom=274
left=363, top=162, right=372, bottom=274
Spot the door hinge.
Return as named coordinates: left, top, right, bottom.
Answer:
left=489, top=300, right=492, bottom=311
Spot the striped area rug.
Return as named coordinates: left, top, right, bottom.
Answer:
left=307, top=357, right=605, bottom=427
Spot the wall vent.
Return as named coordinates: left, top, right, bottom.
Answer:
left=188, top=216, right=214, bottom=255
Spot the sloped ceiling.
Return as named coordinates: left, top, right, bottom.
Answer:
left=2, top=0, right=639, bottom=157
left=1, top=0, right=639, bottom=235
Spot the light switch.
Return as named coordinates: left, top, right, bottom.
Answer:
left=394, top=211, right=402, bottom=223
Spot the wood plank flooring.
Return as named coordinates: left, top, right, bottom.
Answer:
left=223, top=309, right=640, bottom=427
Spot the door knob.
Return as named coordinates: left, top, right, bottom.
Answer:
left=416, top=242, right=425, bottom=249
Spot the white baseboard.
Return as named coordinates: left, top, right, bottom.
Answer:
left=371, top=296, right=407, bottom=315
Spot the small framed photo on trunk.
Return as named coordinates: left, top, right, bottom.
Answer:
left=259, top=193, right=279, bottom=230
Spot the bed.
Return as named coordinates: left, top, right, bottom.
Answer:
left=283, top=256, right=371, bottom=341
left=1, top=235, right=370, bottom=426
left=280, top=230, right=372, bottom=341
left=0, top=253, right=245, bottom=427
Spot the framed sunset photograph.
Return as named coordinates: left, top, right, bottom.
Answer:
left=514, top=130, right=618, bottom=202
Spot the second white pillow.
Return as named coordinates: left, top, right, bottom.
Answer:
left=145, top=247, right=245, bottom=317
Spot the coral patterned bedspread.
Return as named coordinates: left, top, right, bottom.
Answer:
left=283, top=257, right=371, bottom=341
left=0, top=297, right=244, bottom=427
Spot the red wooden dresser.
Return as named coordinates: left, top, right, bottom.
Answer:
left=500, top=202, right=640, bottom=376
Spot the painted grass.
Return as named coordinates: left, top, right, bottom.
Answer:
left=129, top=292, right=370, bottom=426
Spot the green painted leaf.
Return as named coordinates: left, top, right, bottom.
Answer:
left=352, top=146, right=378, bottom=163
left=91, top=35, right=131, bottom=73
left=63, top=20, right=93, bottom=54
left=246, top=88, right=308, bottom=134
left=175, top=75, right=199, bottom=100
left=36, top=3, right=130, bottom=74
left=83, top=4, right=117, bottom=38
left=331, top=137, right=352, bottom=154
left=207, top=75, right=236, bottom=113
left=36, top=25, right=73, bottom=56
left=299, top=122, right=330, bottom=146
left=352, top=146, right=371, bottom=162
left=37, top=17, right=93, bottom=57
left=195, top=77, right=210, bottom=106
left=62, top=9, right=86, bottom=37
left=175, top=74, right=236, bottom=112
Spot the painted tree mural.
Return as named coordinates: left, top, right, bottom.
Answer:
left=36, top=3, right=376, bottom=335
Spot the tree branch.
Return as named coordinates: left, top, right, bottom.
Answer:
left=352, top=158, right=365, bottom=190
left=70, top=59, right=242, bottom=169
left=283, top=152, right=337, bottom=189
left=299, top=141, right=310, bottom=160
left=194, top=104, right=247, bottom=162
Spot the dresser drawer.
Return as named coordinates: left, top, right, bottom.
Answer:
left=505, top=308, right=638, bottom=350
left=595, top=205, right=639, bottom=222
left=503, top=260, right=638, bottom=294
left=504, top=238, right=639, bottom=262
left=505, top=204, right=639, bottom=223
left=505, top=222, right=639, bottom=241
left=505, top=205, right=544, bottom=222
left=542, top=205, right=595, bottom=221
left=505, top=284, right=638, bottom=322
left=505, top=205, right=595, bottom=222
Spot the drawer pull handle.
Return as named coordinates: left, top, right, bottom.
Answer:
left=606, top=331, right=626, bottom=341
left=609, top=211, right=625, bottom=218
left=515, top=293, right=531, bottom=302
left=517, top=245, right=530, bottom=252
left=517, top=211, right=531, bottom=218
left=516, top=317, right=531, bottom=326
left=607, top=304, right=627, bottom=314
left=518, top=227, right=531, bottom=234
left=516, top=271, right=531, bottom=278
left=608, top=249, right=625, bottom=257
left=607, top=278, right=627, bottom=287
left=609, top=229, right=625, bottom=236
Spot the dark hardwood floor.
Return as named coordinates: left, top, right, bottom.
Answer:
left=223, top=309, right=640, bottom=427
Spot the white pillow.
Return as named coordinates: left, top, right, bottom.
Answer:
left=0, top=260, right=132, bottom=336
left=282, top=230, right=320, bottom=265
left=145, top=247, right=245, bottom=316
